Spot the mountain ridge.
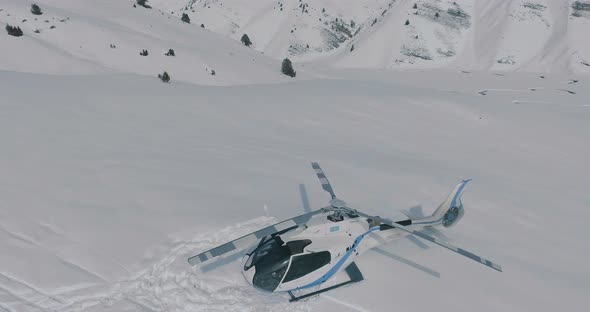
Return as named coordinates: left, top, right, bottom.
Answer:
left=150, top=0, right=590, bottom=74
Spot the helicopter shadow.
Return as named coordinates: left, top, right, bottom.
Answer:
left=371, top=234, right=440, bottom=278
left=371, top=247, right=440, bottom=278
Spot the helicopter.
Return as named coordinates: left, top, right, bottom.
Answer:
left=188, top=163, right=502, bottom=302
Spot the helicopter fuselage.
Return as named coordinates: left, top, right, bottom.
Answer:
left=187, top=164, right=500, bottom=301
left=240, top=210, right=411, bottom=293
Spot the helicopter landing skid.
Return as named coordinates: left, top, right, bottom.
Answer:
left=288, top=262, right=364, bottom=302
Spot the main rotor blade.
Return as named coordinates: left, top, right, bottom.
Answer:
left=187, top=208, right=325, bottom=265
left=356, top=211, right=502, bottom=272
left=311, top=162, right=336, bottom=199
left=298, top=184, right=312, bottom=213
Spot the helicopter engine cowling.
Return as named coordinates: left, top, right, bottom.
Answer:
left=430, top=179, right=471, bottom=228
left=441, top=204, right=465, bottom=227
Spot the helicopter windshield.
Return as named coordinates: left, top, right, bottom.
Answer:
left=245, top=237, right=312, bottom=292
left=282, top=251, right=331, bottom=283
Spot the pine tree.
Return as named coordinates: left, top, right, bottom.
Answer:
left=405, top=19, right=410, bottom=25
left=31, top=4, right=43, bottom=15
left=136, top=0, right=151, bottom=9
left=241, top=34, right=252, bottom=47
left=5, top=25, right=24, bottom=37
left=413, top=3, right=418, bottom=9
left=181, top=13, right=190, bottom=23
left=165, top=49, right=175, bottom=56
left=281, top=58, right=296, bottom=77
left=158, top=71, right=170, bottom=83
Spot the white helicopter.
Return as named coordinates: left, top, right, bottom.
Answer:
left=188, top=163, right=502, bottom=302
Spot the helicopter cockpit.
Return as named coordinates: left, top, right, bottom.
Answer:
left=243, top=235, right=331, bottom=292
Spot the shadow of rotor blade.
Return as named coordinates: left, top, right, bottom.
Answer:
left=372, top=230, right=428, bottom=257
left=406, top=235, right=430, bottom=249
left=299, top=184, right=312, bottom=213
left=409, top=205, right=425, bottom=218
left=199, top=251, right=244, bottom=273
left=402, top=205, right=425, bottom=219
left=372, top=247, right=440, bottom=278
left=421, top=227, right=451, bottom=242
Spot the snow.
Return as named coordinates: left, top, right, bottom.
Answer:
left=1, top=68, right=589, bottom=311
left=148, top=0, right=590, bottom=74
left=1, top=0, right=589, bottom=311
left=0, top=0, right=293, bottom=85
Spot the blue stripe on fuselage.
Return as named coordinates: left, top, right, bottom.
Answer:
left=284, top=226, right=381, bottom=292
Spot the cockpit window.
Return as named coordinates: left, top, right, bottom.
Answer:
left=247, top=237, right=324, bottom=291
left=244, top=236, right=284, bottom=271
left=249, top=236, right=291, bottom=292
left=286, top=239, right=311, bottom=255
left=282, top=251, right=331, bottom=283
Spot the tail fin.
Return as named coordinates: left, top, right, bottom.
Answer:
left=432, top=179, right=471, bottom=227
left=412, top=179, right=471, bottom=227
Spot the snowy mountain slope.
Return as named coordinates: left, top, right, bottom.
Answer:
left=0, top=0, right=297, bottom=85
left=149, top=0, right=379, bottom=59
left=1, top=1, right=590, bottom=312
left=455, top=0, right=589, bottom=73
left=3, top=0, right=588, bottom=78
left=0, top=69, right=589, bottom=311
left=150, top=0, right=590, bottom=74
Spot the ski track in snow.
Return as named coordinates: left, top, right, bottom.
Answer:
left=0, top=272, right=65, bottom=312
left=0, top=217, right=310, bottom=312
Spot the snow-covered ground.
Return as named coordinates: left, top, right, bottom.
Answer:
left=1, top=1, right=589, bottom=312
left=1, top=69, right=588, bottom=311
left=0, top=0, right=292, bottom=85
